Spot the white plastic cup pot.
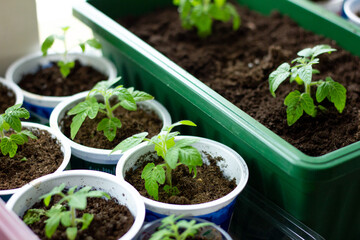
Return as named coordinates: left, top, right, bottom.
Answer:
left=135, top=216, right=232, bottom=240
left=0, top=122, right=71, bottom=202
left=5, top=52, right=117, bottom=123
left=6, top=170, right=146, bottom=240
left=343, top=0, right=360, bottom=26
left=116, top=136, right=249, bottom=230
left=0, top=77, right=24, bottom=108
left=50, top=91, right=172, bottom=175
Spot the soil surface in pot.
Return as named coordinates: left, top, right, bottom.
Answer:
left=0, top=128, right=63, bottom=190
left=119, top=7, right=360, bottom=156
left=61, top=103, right=163, bottom=149
left=0, top=83, right=16, bottom=113
left=19, top=60, right=107, bottom=97
left=125, top=152, right=236, bottom=204
left=24, top=190, right=134, bottom=240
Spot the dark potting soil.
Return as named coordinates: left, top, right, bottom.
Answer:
left=24, top=191, right=134, bottom=240
left=0, top=83, right=16, bottom=113
left=119, top=7, right=360, bottom=156
left=125, top=152, right=236, bottom=204
left=357, top=11, right=360, bottom=18
left=61, top=104, right=163, bottom=149
left=0, top=128, right=63, bottom=190
left=19, top=60, right=107, bottom=97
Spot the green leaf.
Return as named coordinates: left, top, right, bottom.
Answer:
left=41, top=35, right=55, bottom=56
left=269, top=63, right=290, bottom=97
left=178, top=146, right=203, bottom=168
left=40, top=183, right=66, bottom=206
left=45, top=213, right=61, bottom=238
left=214, top=0, right=225, bottom=8
left=61, top=26, right=70, bottom=32
left=130, top=90, right=154, bottom=102
left=144, top=177, right=160, bottom=200
left=320, top=77, right=346, bottom=113
left=165, top=147, right=179, bottom=169
left=86, top=38, right=102, bottom=49
left=66, top=227, right=77, bottom=240
left=58, top=61, right=75, bottom=78
left=311, top=45, right=336, bottom=57
left=163, top=120, right=197, bottom=133
left=297, top=47, right=313, bottom=58
left=191, top=6, right=213, bottom=37
left=0, top=137, right=17, bottom=158
left=79, top=43, right=85, bottom=53
left=142, top=163, right=165, bottom=200
left=225, top=3, right=241, bottom=30
left=297, top=65, right=312, bottom=86
left=68, top=193, right=87, bottom=210
left=81, top=213, right=94, bottom=230
left=86, top=190, right=110, bottom=199
left=10, top=134, right=25, bottom=145
left=141, top=163, right=155, bottom=180
left=69, top=97, right=99, bottom=139
left=60, top=212, right=71, bottom=227
left=97, top=117, right=122, bottom=141
left=23, top=209, right=46, bottom=225
left=111, top=132, right=148, bottom=154
left=209, top=4, right=230, bottom=22
left=114, top=88, right=137, bottom=111
left=20, top=130, right=37, bottom=140
left=90, top=78, right=122, bottom=94
left=284, top=91, right=315, bottom=126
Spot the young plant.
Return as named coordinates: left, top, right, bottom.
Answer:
left=149, top=215, right=212, bottom=240
left=0, top=104, right=37, bottom=158
left=68, top=77, right=153, bottom=142
left=41, top=26, right=102, bottom=78
left=112, top=120, right=202, bottom=200
left=23, top=183, right=110, bottom=240
left=173, top=0, right=240, bottom=37
left=269, top=44, right=347, bottom=126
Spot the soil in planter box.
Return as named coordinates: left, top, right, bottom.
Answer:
left=0, top=83, right=16, bottom=113
left=0, top=128, right=63, bottom=190
left=18, top=60, right=107, bottom=97
left=118, top=7, right=360, bottom=156
left=61, top=103, right=163, bottom=149
left=24, top=190, right=134, bottom=240
left=125, top=152, right=236, bottom=204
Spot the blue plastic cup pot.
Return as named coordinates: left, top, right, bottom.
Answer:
left=116, top=136, right=249, bottom=230
left=5, top=52, right=117, bottom=124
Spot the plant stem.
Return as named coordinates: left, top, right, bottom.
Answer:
left=104, top=96, right=113, bottom=118
left=165, top=163, right=172, bottom=187
left=305, top=83, right=311, bottom=95
left=70, top=207, right=76, bottom=227
left=63, top=30, right=68, bottom=63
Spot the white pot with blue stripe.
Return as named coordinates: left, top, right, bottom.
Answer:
left=116, top=136, right=249, bottom=230
left=5, top=52, right=117, bottom=123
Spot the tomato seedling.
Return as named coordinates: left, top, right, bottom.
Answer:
left=41, top=26, right=102, bottom=78
left=269, top=44, right=346, bottom=126
left=68, top=77, right=153, bottom=141
left=173, top=0, right=240, bottom=37
left=24, top=183, right=110, bottom=240
left=112, top=120, right=202, bottom=200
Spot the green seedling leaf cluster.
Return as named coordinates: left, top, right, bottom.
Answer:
left=41, top=26, right=102, bottom=78
left=24, top=183, right=110, bottom=240
left=112, top=120, right=202, bottom=200
left=150, top=215, right=212, bottom=240
left=68, top=77, right=153, bottom=141
left=0, top=104, right=37, bottom=158
left=269, top=45, right=346, bottom=126
left=173, top=0, right=240, bottom=37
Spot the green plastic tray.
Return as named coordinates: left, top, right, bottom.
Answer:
left=73, top=0, right=360, bottom=239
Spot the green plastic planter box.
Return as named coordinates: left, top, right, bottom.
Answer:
left=73, top=0, right=360, bottom=239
